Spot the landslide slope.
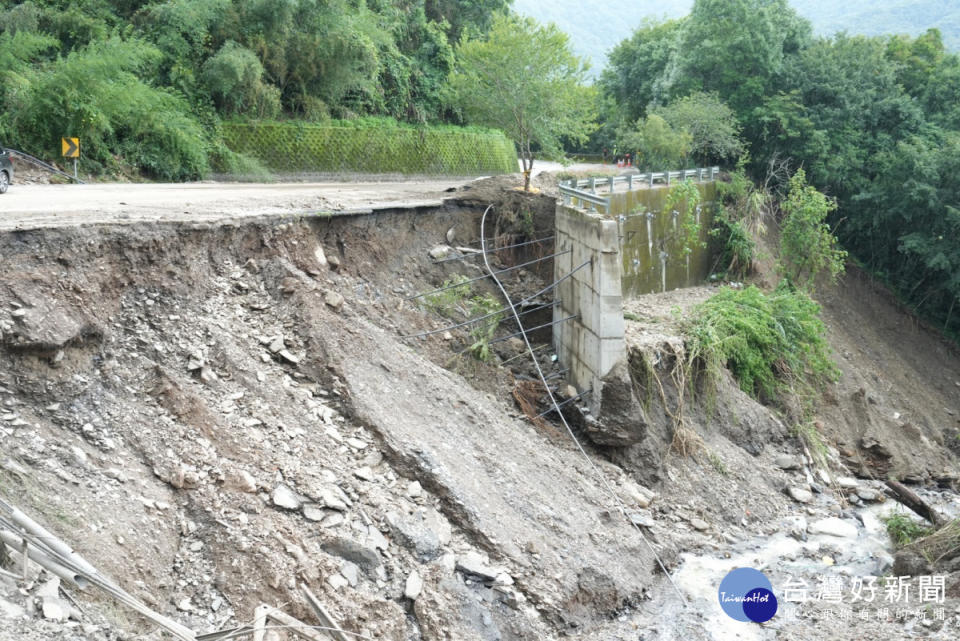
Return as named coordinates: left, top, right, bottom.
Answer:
left=0, top=210, right=661, bottom=641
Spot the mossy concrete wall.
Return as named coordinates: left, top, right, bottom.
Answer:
left=553, top=180, right=717, bottom=412
left=612, top=182, right=717, bottom=297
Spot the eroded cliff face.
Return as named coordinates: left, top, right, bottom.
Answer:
left=0, top=188, right=958, bottom=641
left=0, top=207, right=662, bottom=641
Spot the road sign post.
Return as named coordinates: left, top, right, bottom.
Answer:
left=61, top=138, right=79, bottom=180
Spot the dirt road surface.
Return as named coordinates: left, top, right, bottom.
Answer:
left=0, top=180, right=469, bottom=231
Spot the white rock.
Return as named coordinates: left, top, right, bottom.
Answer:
left=407, top=481, right=423, bottom=498
left=231, top=470, right=258, bottom=493
left=788, top=487, right=814, bottom=504
left=321, top=513, right=345, bottom=528
left=455, top=551, right=497, bottom=581
left=314, top=245, right=328, bottom=268
left=620, top=480, right=655, bottom=508
left=353, top=466, right=374, bottom=481
left=405, top=571, right=423, bottom=600
left=272, top=485, right=301, bottom=510
left=41, top=597, right=70, bottom=621
left=302, top=504, right=326, bottom=522
left=176, top=598, right=194, bottom=612
left=278, top=349, right=300, bottom=365
left=428, top=246, right=450, bottom=260
left=341, top=562, right=360, bottom=587
left=324, top=291, right=345, bottom=311
left=346, top=438, right=367, bottom=451
left=809, top=517, right=858, bottom=538
left=326, top=573, right=349, bottom=590
left=836, top=477, right=859, bottom=489
left=320, top=488, right=348, bottom=512
left=367, top=526, right=389, bottom=551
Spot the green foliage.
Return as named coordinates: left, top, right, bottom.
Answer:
left=424, top=0, right=511, bottom=43
left=448, top=13, right=597, bottom=188
left=685, top=285, right=839, bottom=406
left=598, top=0, right=960, bottom=343
left=653, top=92, right=744, bottom=165
left=883, top=513, right=935, bottom=547
left=0, top=0, right=513, bottom=177
left=466, top=292, right=503, bottom=362
left=617, top=114, right=691, bottom=170
left=670, top=0, right=812, bottom=119
left=422, top=276, right=503, bottom=361
left=222, top=120, right=516, bottom=175
left=202, top=41, right=280, bottom=118
left=779, top=169, right=847, bottom=289
left=664, top=180, right=703, bottom=257
left=423, top=275, right=473, bottom=316
left=3, top=36, right=209, bottom=180
left=791, top=419, right=828, bottom=466
left=710, top=206, right=755, bottom=279
left=599, top=18, right=685, bottom=122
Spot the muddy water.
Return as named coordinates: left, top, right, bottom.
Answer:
left=646, top=490, right=960, bottom=641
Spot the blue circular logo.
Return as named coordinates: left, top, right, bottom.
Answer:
left=718, top=568, right=778, bottom=623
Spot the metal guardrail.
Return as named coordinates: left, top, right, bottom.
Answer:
left=558, top=166, right=720, bottom=213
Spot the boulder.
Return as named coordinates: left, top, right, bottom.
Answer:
left=585, top=359, right=646, bottom=447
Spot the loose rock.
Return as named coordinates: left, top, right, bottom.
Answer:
left=271, top=485, right=301, bottom=510
left=808, top=517, right=858, bottom=538
left=405, top=571, right=423, bottom=600
left=788, top=487, right=814, bottom=504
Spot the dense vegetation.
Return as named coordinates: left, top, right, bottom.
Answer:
left=601, top=0, right=960, bottom=339
left=511, top=0, right=959, bottom=72
left=0, top=0, right=509, bottom=178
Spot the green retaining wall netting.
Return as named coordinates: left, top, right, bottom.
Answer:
left=222, top=122, right=518, bottom=175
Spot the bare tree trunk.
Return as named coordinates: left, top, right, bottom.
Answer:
left=522, top=139, right=533, bottom=191
left=885, top=480, right=948, bottom=527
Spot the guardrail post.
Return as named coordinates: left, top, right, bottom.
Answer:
left=665, top=171, right=671, bottom=186
left=648, top=173, right=654, bottom=188
left=711, top=167, right=717, bottom=180
left=608, top=176, right=615, bottom=193
left=627, top=174, right=633, bottom=190
left=698, top=168, right=704, bottom=181
left=590, top=177, right=596, bottom=194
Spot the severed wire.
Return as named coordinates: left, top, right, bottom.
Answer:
left=201, top=622, right=373, bottom=641
left=457, top=229, right=555, bottom=248
left=404, top=259, right=591, bottom=339
left=478, top=206, right=689, bottom=607
left=403, top=301, right=558, bottom=339
left=487, top=315, right=577, bottom=346
left=431, top=235, right=555, bottom=263
left=405, top=249, right=572, bottom=301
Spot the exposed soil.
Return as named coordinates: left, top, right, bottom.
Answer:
left=0, top=177, right=958, bottom=641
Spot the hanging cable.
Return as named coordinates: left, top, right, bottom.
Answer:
left=431, top=235, right=556, bottom=264
left=478, top=206, right=689, bottom=606
left=405, top=249, right=572, bottom=301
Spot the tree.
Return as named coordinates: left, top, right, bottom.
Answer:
left=653, top=91, right=744, bottom=165
left=617, top=114, right=691, bottom=170
left=447, top=13, right=597, bottom=190
left=778, top=169, right=846, bottom=289
left=670, top=0, right=811, bottom=119
left=599, top=18, right=684, bottom=123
